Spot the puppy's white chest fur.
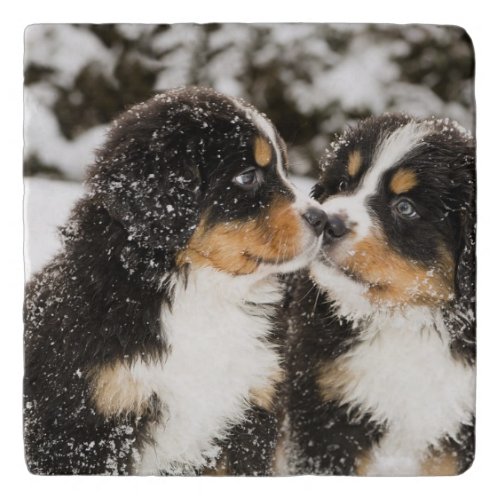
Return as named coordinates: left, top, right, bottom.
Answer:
left=137, top=268, right=282, bottom=475
left=334, top=308, right=475, bottom=476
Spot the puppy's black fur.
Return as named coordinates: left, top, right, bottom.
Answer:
left=24, top=87, right=316, bottom=475
left=284, top=115, right=475, bottom=475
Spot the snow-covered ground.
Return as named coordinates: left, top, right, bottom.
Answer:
left=24, top=175, right=315, bottom=278
left=24, top=178, right=84, bottom=277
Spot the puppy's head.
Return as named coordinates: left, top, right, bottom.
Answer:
left=88, top=87, right=325, bottom=283
left=310, top=114, right=475, bottom=314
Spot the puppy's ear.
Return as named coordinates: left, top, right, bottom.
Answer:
left=452, top=141, right=476, bottom=306
left=87, top=109, right=203, bottom=276
left=444, top=137, right=476, bottom=362
left=455, top=201, right=475, bottom=306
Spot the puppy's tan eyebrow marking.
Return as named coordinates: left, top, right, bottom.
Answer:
left=253, top=136, right=272, bottom=167
left=347, top=150, right=362, bottom=177
left=390, top=168, right=418, bottom=194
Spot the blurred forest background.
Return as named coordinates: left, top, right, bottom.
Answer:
left=24, top=23, right=474, bottom=181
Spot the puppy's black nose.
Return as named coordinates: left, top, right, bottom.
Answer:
left=302, top=208, right=328, bottom=236
left=324, top=215, right=348, bottom=243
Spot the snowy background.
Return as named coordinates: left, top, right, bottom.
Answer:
left=24, top=23, right=474, bottom=276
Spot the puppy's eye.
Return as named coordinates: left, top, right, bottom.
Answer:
left=338, top=180, right=348, bottom=192
left=233, top=168, right=262, bottom=190
left=394, top=198, right=419, bottom=219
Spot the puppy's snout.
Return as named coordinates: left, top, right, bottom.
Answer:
left=324, top=215, right=349, bottom=243
left=302, top=207, right=328, bottom=236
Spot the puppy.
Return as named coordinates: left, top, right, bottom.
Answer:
left=285, top=114, right=475, bottom=476
left=24, top=87, right=326, bottom=475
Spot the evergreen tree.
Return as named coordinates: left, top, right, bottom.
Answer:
left=24, top=24, right=474, bottom=180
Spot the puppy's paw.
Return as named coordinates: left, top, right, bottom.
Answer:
left=89, top=361, right=156, bottom=418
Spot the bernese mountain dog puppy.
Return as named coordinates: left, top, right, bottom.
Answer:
left=24, top=87, right=327, bottom=475
left=285, top=114, right=475, bottom=476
